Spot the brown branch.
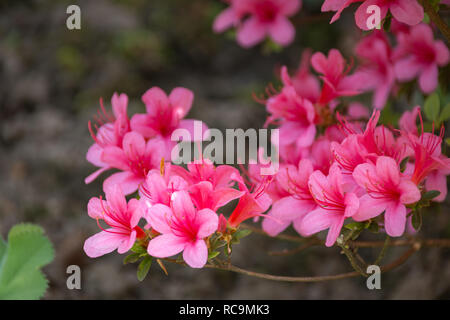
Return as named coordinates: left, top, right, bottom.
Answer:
left=420, top=0, right=450, bottom=43
left=203, top=244, right=420, bottom=283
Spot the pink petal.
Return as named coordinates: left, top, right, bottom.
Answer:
left=425, top=171, right=447, bottom=202
left=280, top=0, right=302, bottom=16
left=270, top=196, right=316, bottom=221
left=435, top=41, right=450, bottom=66
left=102, top=146, right=129, bottom=171
left=296, top=124, right=316, bottom=148
left=122, top=132, right=146, bottom=159
left=85, top=166, right=109, bottom=184
left=384, top=202, right=407, bottom=237
left=398, top=180, right=421, bottom=204
left=390, top=0, right=423, bottom=26
left=142, top=87, right=169, bottom=113
left=147, top=234, right=186, bottom=258
left=394, top=56, right=420, bottom=81
left=169, top=87, right=194, bottom=119
left=83, top=231, right=127, bottom=258
left=183, top=240, right=208, bottom=268
left=325, top=216, right=345, bottom=247
left=103, top=171, right=141, bottom=195
left=105, top=184, right=127, bottom=215
left=130, top=114, right=158, bottom=138
left=213, top=7, right=238, bottom=33
left=117, top=229, right=136, bottom=254
left=171, top=190, right=196, bottom=219
left=262, top=214, right=291, bottom=236
left=111, top=92, right=128, bottom=118
left=297, top=207, right=333, bottom=236
left=355, top=0, right=387, bottom=31
left=352, top=194, right=388, bottom=221
left=236, top=17, right=267, bottom=48
left=87, top=197, right=107, bottom=220
left=177, top=119, right=209, bottom=142
left=268, top=17, right=295, bottom=46
left=195, top=209, right=219, bottom=238
left=145, top=204, right=173, bottom=234
left=127, top=198, right=144, bottom=228
left=376, top=156, right=400, bottom=186
left=87, top=143, right=106, bottom=167
left=344, top=192, right=359, bottom=217
left=419, top=64, right=438, bottom=94
left=212, top=188, right=245, bottom=210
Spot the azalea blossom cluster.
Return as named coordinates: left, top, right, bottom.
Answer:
left=83, top=87, right=273, bottom=268
left=257, top=46, right=450, bottom=247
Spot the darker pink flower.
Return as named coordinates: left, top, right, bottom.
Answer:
left=236, top=0, right=301, bottom=47
left=394, top=23, right=450, bottom=93
left=146, top=191, right=218, bottom=268
left=299, top=164, right=360, bottom=247
left=84, top=185, right=144, bottom=258
left=353, top=156, right=421, bottom=236
left=101, top=131, right=165, bottom=195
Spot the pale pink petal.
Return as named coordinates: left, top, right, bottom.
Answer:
left=271, top=196, right=316, bottom=221
left=183, top=240, right=208, bottom=268
left=344, top=192, right=359, bottom=217
left=376, top=156, right=400, bottom=186
left=111, top=92, right=128, bottom=118
left=262, top=215, right=291, bottom=237
left=122, top=132, right=146, bottom=158
left=102, top=146, right=129, bottom=171
left=171, top=190, right=196, bottom=219
left=236, top=17, right=267, bottom=48
left=87, top=143, right=106, bottom=167
left=127, top=198, right=144, bottom=227
left=213, top=7, right=239, bottom=33
left=87, top=197, right=107, bottom=219
left=296, top=124, right=316, bottom=148
left=195, top=209, right=219, bottom=238
left=85, top=166, right=109, bottom=184
left=390, top=0, right=423, bottom=26
left=353, top=194, right=388, bottom=221
left=83, top=231, right=126, bottom=258
left=145, top=204, right=173, bottom=234
left=105, top=184, right=127, bottom=215
left=384, top=202, right=407, bottom=237
left=169, top=87, right=194, bottom=119
left=268, top=17, right=295, bottom=46
left=147, top=234, right=186, bottom=258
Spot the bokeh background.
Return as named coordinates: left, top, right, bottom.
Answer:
left=1, top=0, right=450, bottom=299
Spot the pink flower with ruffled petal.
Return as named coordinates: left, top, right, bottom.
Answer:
left=189, top=181, right=245, bottom=211
left=84, top=185, right=144, bottom=258
left=352, top=32, right=396, bottom=109
left=131, top=87, right=208, bottom=159
left=236, top=0, right=301, bottom=47
left=311, top=49, right=361, bottom=105
left=299, top=164, right=360, bottom=247
left=353, top=156, right=421, bottom=237
left=146, top=191, right=218, bottom=268
left=394, top=23, right=449, bottom=94
left=262, top=159, right=317, bottom=236
left=85, top=93, right=130, bottom=184
left=101, top=131, right=165, bottom=195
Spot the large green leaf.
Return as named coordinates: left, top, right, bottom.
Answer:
left=0, top=224, right=54, bottom=300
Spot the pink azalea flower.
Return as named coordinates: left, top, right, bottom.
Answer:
left=299, top=164, right=360, bottom=247
left=101, top=131, right=165, bottom=195
left=84, top=185, right=144, bottom=258
left=266, top=79, right=317, bottom=149
left=146, top=191, right=218, bottom=268
left=139, top=166, right=188, bottom=207
left=352, top=156, right=421, bottom=237
left=236, top=0, right=301, bottom=48
left=321, top=0, right=362, bottom=24
left=399, top=105, right=420, bottom=135
left=354, top=0, right=424, bottom=31
left=394, top=23, right=450, bottom=93
left=262, top=159, right=317, bottom=236
left=213, top=0, right=249, bottom=33
left=188, top=181, right=245, bottom=211
left=85, top=93, right=130, bottom=184
left=130, top=87, right=208, bottom=159
left=311, top=49, right=360, bottom=105
left=352, top=32, right=396, bottom=109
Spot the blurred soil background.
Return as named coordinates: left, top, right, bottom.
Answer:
left=1, top=0, right=450, bottom=299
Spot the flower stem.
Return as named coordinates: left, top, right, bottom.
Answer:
left=420, top=0, right=450, bottom=43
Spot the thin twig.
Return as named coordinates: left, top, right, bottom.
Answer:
left=420, top=0, right=450, bottom=43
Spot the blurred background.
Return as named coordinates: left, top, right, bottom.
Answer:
left=1, top=0, right=450, bottom=299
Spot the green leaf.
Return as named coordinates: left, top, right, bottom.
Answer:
left=446, top=138, right=450, bottom=146
left=131, top=242, right=146, bottom=254
left=137, top=256, right=152, bottom=282
left=0, top=237, right=6, bottom=261
left=0, top=224, right=54, bottom=300
left=233, top=229, right=252, bottom=240
left=123, top=253, right=141, bottom=265
left=208, top=251, right=220, bottom=260
left=344, top=222, right=365, bottom=231
left=421, top=190, right=441, bottom=201
left=424, top=92, right=440, bottom=123
left=399, top=156, right=410, bottom=173
left=411, top=211, right=422, bottom=231
left=439, top=103, right=450, bottom=122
